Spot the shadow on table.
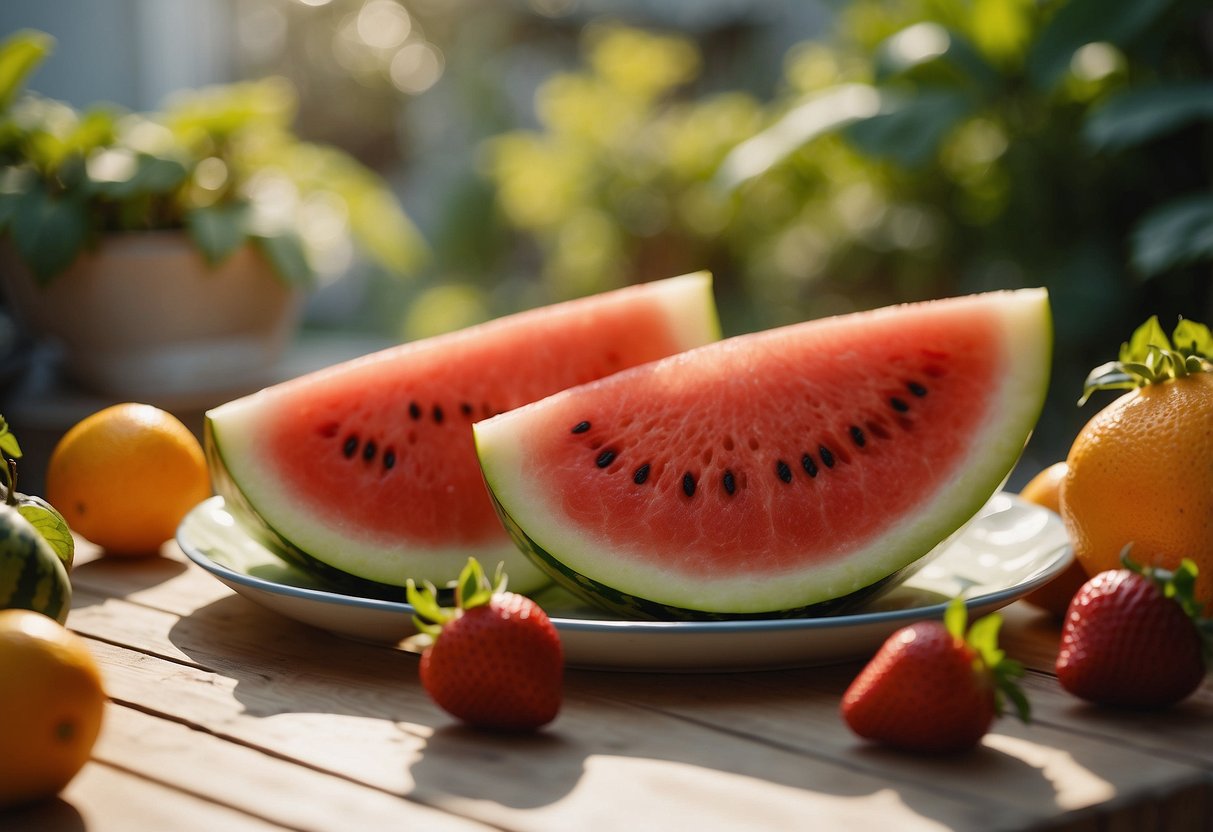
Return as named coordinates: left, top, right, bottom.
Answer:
left=66, top=544, right=190, bottom=610
left=164, top=593, right=1077, bottom=827
left=0, top=796, right=85, bottom=832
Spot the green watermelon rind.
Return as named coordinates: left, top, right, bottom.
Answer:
left=475, top=288, right=1054, bottom=619
left=0, top=504, right=72, bottom=624
left=205, top=272, right=723, bottom=599
left=205, top=425, right=413, bottom=601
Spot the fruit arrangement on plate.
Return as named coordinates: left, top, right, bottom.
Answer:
left=206, top=274, right=1052, bottom=621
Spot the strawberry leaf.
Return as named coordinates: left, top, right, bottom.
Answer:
left=949, top=596, right=1032, bottom=724
left=943, top=595, right=967, bottom=641
left=967, top=610, right=1005, bottom=669
left=406, top=558, right=511, bottom=650
left=455, top=557, right=496, bottom=610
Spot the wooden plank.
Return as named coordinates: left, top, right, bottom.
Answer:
left=66, top=544, right=1213, bottom=830
left=2, top=761, right=291, bottom=832
left=66, top=607, right=1018, bottom=831
left=566, top=663, right=1212, bottom=829
left=91, top=704, right=491, bottom=831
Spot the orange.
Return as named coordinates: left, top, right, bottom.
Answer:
left=1018, top=462, right=1088, bottom=618
left=46, top=403, right=211, bottom=556
left=1060, top=372, right=1213, bottom=610
left=0, top=609, right=106, bottom=808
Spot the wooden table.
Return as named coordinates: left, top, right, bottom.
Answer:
left=4, top=540, right=1211, bottom=832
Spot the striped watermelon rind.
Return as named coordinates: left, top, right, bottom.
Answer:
left=0, top=504, right=72, bottom=624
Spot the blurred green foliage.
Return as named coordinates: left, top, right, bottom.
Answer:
left=0, top=29, right=426, bottom=285
left=464, top=0, right=1211, bottom=466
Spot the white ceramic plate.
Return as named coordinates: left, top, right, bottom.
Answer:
left=178, top=493, right=1071, bottom=672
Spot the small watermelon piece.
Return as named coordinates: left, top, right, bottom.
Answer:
left=0, top=504, right=72, bottom=625
left=474, top=289, right=1052, bottom=618
left=206, top=273, right=720, bottom=596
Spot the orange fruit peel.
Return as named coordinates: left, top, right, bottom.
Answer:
left=46, top=403, right=211, bottom=556
left=1061, top=316, right=1213, bottom=611
left=0, top=609, right=106, bottom=808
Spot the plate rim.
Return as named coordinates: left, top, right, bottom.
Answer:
left=178, top=494, right=1074, bottom=637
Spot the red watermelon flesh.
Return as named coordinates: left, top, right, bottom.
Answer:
left=475, top=289, right=1052, bottom=617
left=206, top=272, right=720, bottom=595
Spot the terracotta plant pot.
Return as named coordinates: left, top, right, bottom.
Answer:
left=0, top=231, right=305, bottom=404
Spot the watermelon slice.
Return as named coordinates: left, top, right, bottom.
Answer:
left=474, top=289, right=1052, bottom=618
left=206, top=272, right=720, bottom=596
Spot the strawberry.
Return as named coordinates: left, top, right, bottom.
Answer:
left=841, top=598, right=1030, bottom=754
left=1056, top=552, right=1209, bottom=709
left=407, top=558, right=563, bottom=731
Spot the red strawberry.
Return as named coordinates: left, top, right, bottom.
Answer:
left=407, top=559, right=563, bottom=731
left=1056, top=552, right=1209, bottom=709
left=841, top=598, right=1030, bottom=754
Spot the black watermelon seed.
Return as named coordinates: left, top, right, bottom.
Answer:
left=408, top=402, right=422, bottom=420
left=819, top=445, right=835, bottom=468
left=383, top=449, right=396, bottom=470
left=362, top=440, right=377, bottom=462
left=723, top=470, right=736, bottom=495
left=633, top=464, right=650, bottom=484
left=850, top=425, right=866, bottom=447
left=682, top=473, right=696, bottom=497
left=776, top=460, right=792, bottom=483
left=596, top=449, right=617, bottom=468
left=908, top=381, right=928, bottom=397
left=460, top=402, right=473, bottom=417
left=801, top=453, right=818, bottom=478
left=342, top=435, right=359, bottom=458
left=890, top=397, right=909, bottom=412
left=572, top=421, right=592, bottom=434
left=432, top=405, right=444, bottom=424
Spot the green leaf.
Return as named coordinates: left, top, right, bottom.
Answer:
left=456, top=557, right=494, bottom=610
left=943, top=596, right=967, bottom=640
left=0, top=30, right=53, bottom=112
left=843, top=88, right=974, bottom=168
left=874, top=23, right=1000, bottom=92
left=1027, top=0, right=1172, bottom=91
left=186, top=203, right=250, bottom=265
left=967, top=610, right=1005, bottom=668
left=1172, top=320, right=1213, bottom=359
left=1130, top=193, right=1213, bottom=278
left=1084, top=83, right=1213, bottom=153
left=17, top=502, right=74, bottom=569
left=0, top=190, right=20, bottom=233
left=93, top=153, right=188, bottom=200
left=713, top=84, right=886, bottom=191
left=1120, top=315, right=1171, bottom=364
left=0, top=414, right=21, bottom=460
left=251, top=231, right=314, bottom=286
left=9, top=183, right=89, bottom=282
left=346, top=185, right=428, bottom=276
left=406, top=578, right=449, bottom=627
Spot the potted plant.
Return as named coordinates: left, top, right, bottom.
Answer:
left=0, top=29, right=426, bottom=403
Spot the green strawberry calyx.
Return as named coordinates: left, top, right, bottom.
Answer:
left=944, top=597, right=1031, bottom=723
left=1079, top=316, right=1212, bottom=405
left=1120, top=547, right=1213, bottom=660
left=405, top=557, right=506, bottom=650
